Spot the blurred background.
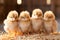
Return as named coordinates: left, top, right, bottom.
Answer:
left=0, top=0, right=60, bottom=32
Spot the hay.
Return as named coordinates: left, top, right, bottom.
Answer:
left=0, top=33, right=15, bottom=40
left=0, top=32, right=60, bottom=40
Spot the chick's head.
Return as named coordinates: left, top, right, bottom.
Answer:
left=44, top=11, right=55, bottom=21
left=19, top=11, right=30, bottom=20
left=7, top=10, right=18, bottom=21
left=32, top=9, right=43, bottom=18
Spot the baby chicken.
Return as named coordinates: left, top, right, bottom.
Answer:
left=4, top=10, right=23, bottom=36
left=18, top=11, right=32, bottom=35
left=44, top=11, right=57, bottom=34
left=31, top=9, right=44, bottom=33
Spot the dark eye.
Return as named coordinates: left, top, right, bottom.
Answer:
left=10, top=17, right=13, bottom=18
left=48, top=16, right=52, bottom=18
left=27, top=16, right=29, bottom=18
left=38, top=14, right=42, bottom=16
left=34, top=14, right=36, bottom=16
left=21, top=17, right=25, bottom=19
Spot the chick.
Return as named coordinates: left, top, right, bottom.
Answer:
left=31, top=9, right=44, bottom=33
left=44, top=11, right=57, bottom=34
left=18, top=11, right=32, bottom=35
left=4, top=10, right=23, bottom=36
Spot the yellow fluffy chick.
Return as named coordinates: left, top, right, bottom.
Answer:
left=4, top=10, right=23, bottom=36
left=44, top=11, right=57, bottom=34
left=31, top=9, right=44, bottom=33
left=18, top=11, right=32, bottom=35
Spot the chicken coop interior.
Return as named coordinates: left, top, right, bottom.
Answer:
left=0, top=0, right=60, bottom=34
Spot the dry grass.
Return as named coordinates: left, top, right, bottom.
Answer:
left=0, top=32, right=60, bottom=40
left=0, top=33, right=15, bottom=40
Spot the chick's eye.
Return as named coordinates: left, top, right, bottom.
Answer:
left=34, top=14, right=36, bottom=16
left=49, top=15, right=53, bottom=18
left=21, top=17, right=25, bottom=19
left=38, top=14, right=42, bottom=16
left=10, top=17, right=13, bottom=18
left=26, top=16, right=29, bottom=18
